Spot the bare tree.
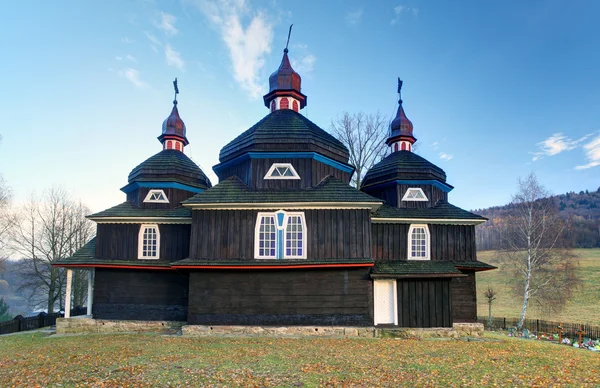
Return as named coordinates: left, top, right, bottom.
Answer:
left=330, top=112, right=388, bottom=188
left=0, top=174, right=15, bottom=269
left=11, top=187, right=94, bottom=313
left=483, top=287, right=497, bottom=329
left=501, top=173, right=579, bottom=329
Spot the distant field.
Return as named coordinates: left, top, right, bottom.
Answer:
left=476, top=248, right=600, bottom=324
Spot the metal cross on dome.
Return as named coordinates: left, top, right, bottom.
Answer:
left=173, top=78, right=179, bottom=104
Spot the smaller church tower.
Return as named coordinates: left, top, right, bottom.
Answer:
left=157, top=78, right=189, bottom=152
left=386, top=78, right=416, bottom=153
left=262, top=25, right=307, bottom=112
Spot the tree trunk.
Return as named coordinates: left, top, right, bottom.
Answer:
left=517, top=269, right=531, bottom=330
left=47, top=268, right=56, bottom=314
left=487, top=302, right=492, bottom=329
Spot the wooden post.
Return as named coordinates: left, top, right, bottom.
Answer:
left=576, top=326, right=587, bottom=348
left=64, top=269, right=73, bottom=318
left=87, top=269, right=94, bottom=316
left=556, top=323, right=564, bottom=344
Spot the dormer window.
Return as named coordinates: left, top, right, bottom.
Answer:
left=138, top=224, right=160, bottom=259
left=264, top=163, right=300, bottom=180
left=402, top=188, right=428, bottom=202
left=144, top=189, right=169, bottom=203
left=408, top=224, right=430, bottom=260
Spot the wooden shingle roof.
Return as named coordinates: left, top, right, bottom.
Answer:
left=372, top=201, right=486, bottom=222
left=88, top=202, right=192, bottom=219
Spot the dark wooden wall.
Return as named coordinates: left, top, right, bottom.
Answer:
left=216, top=158, right=351, bottom=189
left=187, top=268, right=373, bottom=326
left=126, top=187, right=198, bottom=208
left=451, top=272, right=477, bottom=322
left=372, top=224, right=476, bottom=261
left=95, top=224, right=191, bottom=261
left=190, top=209, right=371, bottom=260
left=397, top=279, right=452, bottom=328
left=362, top=184, right=448, bottom=208
left=93, top=268, right=189, bottom=321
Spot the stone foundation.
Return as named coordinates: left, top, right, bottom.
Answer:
left=377, top=323, right=484, bottom=339
left=56, top=317, right=184, bottom=334
left=182, top=325, right=376, bottom=338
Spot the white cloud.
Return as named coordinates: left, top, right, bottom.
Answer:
left=155, top=12, right=178, bottom=35
left=531, top=132, right=590, bottom=161
left=118, top=68, right=148, bottom=89
left=144, top=31, right=162, bottom=51
left=126, top=54, right=137, bottom=62
left=575, top=135, right=600, bottom=170
left=439, top=152, right=453, bottom=161
left=193, top=0, right=273, bottom=98
left=115, top=56, right=123, bottom=61
left=345, top=9, right=363, bottom=25
left=391, top=5, right=419, bottom=25
left=121, top=37, right=135, bottom=44
left=165, top=44, right=185, bottom=71
left=291, top=54, right=316, bottom=74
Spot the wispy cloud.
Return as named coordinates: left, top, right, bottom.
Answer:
left=118, top=68, right=148, bottom=89
left=121, top=37, right=135, bottom=44
left=165, top=44, right=185, bottom=71
left=391, top=5, right=419, bottom=25
left=291, top=54, right=316, bottom=74
left=155, top=12, right=178, bottom=35
left=575, top=135, right=600, bottom=170
left=345, top=9, right=363, bottom=25
left=115, top=56, right=123, bottom=61
left=439, top=152, right=453, bottom=161
left=126, top=54, right=137, bottom=62
left=193, top=0, right=273, bottom=98
left=531, top=133, right=591, bottom=161
left=144, top=31, right=161, bottom=52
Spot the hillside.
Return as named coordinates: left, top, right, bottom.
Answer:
left=474, top=187, right=600, bottom=250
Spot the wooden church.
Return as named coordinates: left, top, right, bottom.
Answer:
left=55, top=43, right=494, bottom=328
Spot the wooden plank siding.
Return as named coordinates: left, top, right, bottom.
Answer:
left=187, top=268, right=373, bottom=326
left=93, top=268, right=189, bottom=321
left=127, top=187, right=199, bottom=208
left=451, top=272, right=477, bottom=322
left=190, top=209, right=372, bottom=260
left=216, top=158, right=350, bottom=189
left=95, top=224, right=191, bottom=261
left=397, top=279, right=452, bottom=327
left=372, top=224, right=476, bottom=262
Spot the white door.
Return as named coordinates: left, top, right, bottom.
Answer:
left=374, top=280, right=397, bottom=325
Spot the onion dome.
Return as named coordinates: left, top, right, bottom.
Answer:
left=263, top=26, right=307, bottom=112
left=386, top=78, right=416, bottom=152
left=157, top=78, right=189, bottom=152
left=218, top=109, right=349, bottom=165
left=127, top=149, right=211, bottom=190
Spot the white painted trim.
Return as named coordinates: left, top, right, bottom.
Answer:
left=371, top=218, right=486, bottom=225
left=282, top=212, right=307, bottom=259
left=89, top=217, right=191, bottom=224
left=184, top=202, right=382, bottom=211
left=393, top=280, right=398, bottom=325
left=373, top=279, right=397, bottom=325
left=253, top=211, right=307, bottom=260
left=401, top=188, right=428, bottom=202
left=143, top=189, right=170, bottom=204
left=407, top=224, right=430, bottom=261
left=65, top=269, right=73, bottom=318
left=87, top=269, right=94, bottom=316
left=264, top=163, right=301, bottom=180
left=254, top=213, right=277, bottom=259
left=138, top=224, right=161, bottom=260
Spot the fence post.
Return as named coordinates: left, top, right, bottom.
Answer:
left=13, top=315, right=24, bottom=332
left=536, top=319, right=539, bottom=333
left=38, top=312, right=47, bottom=329
left=503, top=317, right=506, bottom=330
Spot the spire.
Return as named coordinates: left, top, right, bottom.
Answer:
left=386, top=78, right=416, bottom=153
left=158, top=78, right=189, bottom=152
left=263, top=25, right=307, bottom=112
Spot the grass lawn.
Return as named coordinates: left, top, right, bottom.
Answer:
left=477, top=248, right=600, bottom=324
left=1, top=332, right=599, bottom=387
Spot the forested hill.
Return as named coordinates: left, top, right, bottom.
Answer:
left=474, top=188, right=600, bottom=250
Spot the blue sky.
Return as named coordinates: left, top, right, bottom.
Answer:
left=1, top=0, right=599, bottom=213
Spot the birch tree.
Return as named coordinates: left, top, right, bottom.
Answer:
left=330, top=112, right=388, bottom=188
left=11, top=188, right=94, bottom=313
left=501, top=173, right=578, bottom=329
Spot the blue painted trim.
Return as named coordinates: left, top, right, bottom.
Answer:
left=365, top=179, right=454, bottom=193
left=120, top=181, right=205, bottom=194
left=277, top=230, right=284, bottom=260
left=213, top=152, right=355, bottom=175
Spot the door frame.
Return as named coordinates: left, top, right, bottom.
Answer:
left=373, top=279, right=398, bottom=326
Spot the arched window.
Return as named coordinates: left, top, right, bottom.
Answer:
left=271, top=100, right=276, bottom=112
left=408, top=224, right=430, bottom=260
left=394, top=143, right=398, bottom=152
left=292, top=100, right=299, bottom=112
left=280, top=98, right=289, bottom=110
left=167, top=141, right=173, bottom=149
left=401, top=142, right=406, bottom=151
left=138, top=224, right=160, bottom=259
left=175, top=142, right=181, bottom=151
left=255, top=211, right=306, bottom=259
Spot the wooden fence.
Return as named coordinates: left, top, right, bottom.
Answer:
left=0, top=306, right=87, bottom=335
left=478, top=316, right=600, bottom=340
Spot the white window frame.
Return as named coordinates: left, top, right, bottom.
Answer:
left=401, top=188, right=428, bottom=202
left=138, top=224, right=160, bottom=260
left=264, top=163, right=301, bottom=180
left=254, top=211, right=307, bottom=259
left=407, top=224, right=430, bottom=261
left=143, top=189, right=169, bottom=204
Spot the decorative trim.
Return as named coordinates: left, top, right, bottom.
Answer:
left=138, top=224, right=160, bottom=260
left=454, top=265, right=496, bottom=272
left=371, top=218, right=486, bottom=225
left=364, top=179, right=454, bottom=193
left=371, top=273, right=467, bottom=279
left=264, top=163, right=301, bottom=180
left=143, top=189, right=169, bottom=203
left=53, top=264, right=174, bottom=270
left=213, top=152, right=355, bottom=175
left=401, top=188, right=428, bottom=202
left=171, top=263, right=374, bottom=270
left=408, top=224, right=430, bottom=261
left=185, top=202, right=382, bottom=211
left=121, top=181, right=205, bottom=194
left=89, top=217, right=191, bottom=224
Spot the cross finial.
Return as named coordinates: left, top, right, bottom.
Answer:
left=173, top=78, right=179, bottom=104
left=397, top=77, right=403, bottom=103
left=285, top=24, right=293, bottom=53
